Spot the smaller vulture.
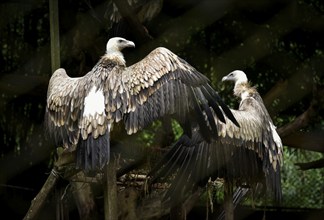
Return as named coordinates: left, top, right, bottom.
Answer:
left=45, top=37, right=238, bottom=172
left=149, top=70, right=283, bottom=206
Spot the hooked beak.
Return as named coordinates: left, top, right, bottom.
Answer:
left=222, top=71, right=235, bottom=82
left=125, top=40, right=135, bottom=48
left=222, top=75, right=228, bottom=82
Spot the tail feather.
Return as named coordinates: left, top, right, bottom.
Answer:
left=76, top=131, right=110, bottom=174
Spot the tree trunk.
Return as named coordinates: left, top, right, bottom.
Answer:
left=49, top=0, right=60, bottom=72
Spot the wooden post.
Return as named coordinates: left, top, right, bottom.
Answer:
left=104, top=157, right=118, bottom=220
left=49, top=0, right=60, bottom=72
left=223, top=180, right=234, bottom=220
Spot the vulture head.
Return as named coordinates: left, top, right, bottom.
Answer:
left=222, top=70, right=252, bottom=99
left=222, top=70, right=248, bottom=85
left=105, top=37, right=135, bottom=66
left=106, top=37, right=135, bottom=53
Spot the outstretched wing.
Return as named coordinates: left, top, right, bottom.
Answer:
left=104, top=47, right=238, bottom=140
left=149, top=96, right=283, bottom=204
left=45, top=68, right=87, bottom=149
left=45, top=68, right=111, bottom=171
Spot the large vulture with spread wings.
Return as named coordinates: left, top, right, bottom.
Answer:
left=45, top=37, right=238, bottom=172
left=149, top=70, right=283, bottom=207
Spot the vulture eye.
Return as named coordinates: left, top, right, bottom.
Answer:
left=118, top=39, right=124, bottom=43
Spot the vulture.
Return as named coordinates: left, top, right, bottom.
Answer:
left=45, top=37, right=238, bottom=172
left=149, top=70, right=283, bottom=209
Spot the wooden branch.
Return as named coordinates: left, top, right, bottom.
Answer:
left=263, top=68, right=313, bottom=116
left=23, top=168, right=60, bottom=220
left=22, top=148, right=79, bottom=220
left=295, top=158, right=324, bottom=170
left=281, top=131, right=324, bottom=153
left=276, top=84, right=324, bottom=152
left=116, top=155, right=146, bottom=178
left=277, top=86, right=324, bottom=138
left=277, top=104, right=317, bottom=138
left=263, top=55, right=324, bottom=116
left=69, top=172, right=103, bottom=183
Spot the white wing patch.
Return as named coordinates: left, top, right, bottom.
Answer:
left=83, top=86, right=106, bottom=117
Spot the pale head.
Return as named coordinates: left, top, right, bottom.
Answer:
left=106, top=37, right=135, bottom=54
left=222, top=70, right=248, bottom=85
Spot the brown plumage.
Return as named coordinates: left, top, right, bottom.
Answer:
left=45, top=37, right=238, bottom=172
left=149, top=70, right=283, bottom=206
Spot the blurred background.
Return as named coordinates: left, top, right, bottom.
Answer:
left=0, top=0, right=323, bottom=219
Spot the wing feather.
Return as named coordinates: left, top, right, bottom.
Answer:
left=45, top=69, right=86, bottom=148
left=104, top=47, right=236, bottom=139
left=150, top=94, right=283, bottom=204
left=46, top=67, right=114, bottom=172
